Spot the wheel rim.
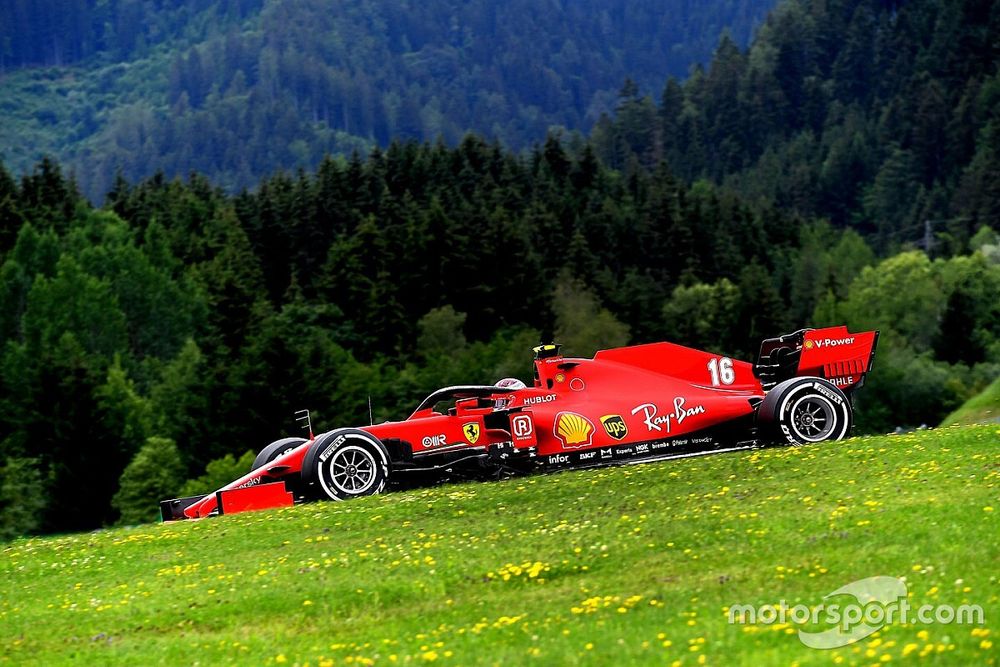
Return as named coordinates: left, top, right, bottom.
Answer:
left=789, top=395, right=837, bottom=442
left=328, top=445, right=377, bottom=494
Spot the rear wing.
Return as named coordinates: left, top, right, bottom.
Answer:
left=754, top=326, right=879, bottom=393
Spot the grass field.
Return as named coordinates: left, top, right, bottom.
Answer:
left=941, top=377, right=1000, bottom=427
left=2, top=425, right=997, bottom=666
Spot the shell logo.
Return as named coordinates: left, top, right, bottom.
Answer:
left=804, top=340, right=815, bottom=349
left=554, top=412, right=595, bottom=449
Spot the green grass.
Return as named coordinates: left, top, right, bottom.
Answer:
left=2, top=425, right=998, bottom=666
left=941, top=377, right=1000, bottom=427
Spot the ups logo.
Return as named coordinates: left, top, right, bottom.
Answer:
left=600, top=415, right=628, bottom=440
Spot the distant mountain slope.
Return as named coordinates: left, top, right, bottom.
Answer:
left=591, top=0, right=1000, bottom=251
left=0, top=0, right=776, bottom=200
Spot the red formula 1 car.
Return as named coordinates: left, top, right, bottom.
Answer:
left=161, top=326, right=878, bottom=520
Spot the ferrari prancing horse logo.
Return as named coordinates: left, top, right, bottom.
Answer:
left=463, top=422, right=481, bottom=444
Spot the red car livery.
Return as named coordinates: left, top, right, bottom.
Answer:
left=161, top=326, right=878, bottom=520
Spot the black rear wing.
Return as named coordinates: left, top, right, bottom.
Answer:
left=753, top=329, right=811, bottom=390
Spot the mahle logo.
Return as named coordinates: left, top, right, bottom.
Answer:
left=728, top=575, right=985, bottom=649
left=600, top=414, right=628, bottom=440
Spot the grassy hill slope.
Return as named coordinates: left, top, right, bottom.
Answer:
left=2, top=425, right=997, bottom=665
left=941, top=377, right=1000, bottom=427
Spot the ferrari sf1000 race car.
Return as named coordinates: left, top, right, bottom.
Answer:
left=161, top=326, right=878, bottom=520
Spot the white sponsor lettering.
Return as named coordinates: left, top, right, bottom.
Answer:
left=421, top=433, right=448, bottom=448
left=236, top=477, right=262, bottom=489
left=631, top=397, right=707, bottom=434
left=548, top=454, right=570, bottom=464
left=318, top=435, right=346, bottom=462
left=600, top=448, right=613, bottom=459
left=814, top=337, right=855, bottom=348
left=579, top=450, right=597, bottom=461
left=523, top=394, right=557, bottom=405
left=831, top=376, right=854, bottom=387
left=632, top=403, right=669, bottom=431
left=635, top=443, right=650, bottom=454
left=813, top=383, right=843, bottom=404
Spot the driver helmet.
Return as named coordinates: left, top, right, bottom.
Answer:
left=494, top=377, right=526, bottom=408
left=495, top=377, right=526, bottom=390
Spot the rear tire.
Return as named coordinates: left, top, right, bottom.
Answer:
left=251, top=437, right=308, bottom=471
left=758, top=377, right=852, bottom=445
left=302, top=429, right=390, bottom=501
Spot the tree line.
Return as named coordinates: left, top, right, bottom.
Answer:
left=592, top=0, right=1000, bottom=252
left=1, top=144, right=997, bottom=538
left=0, top=0, right=998, bottom=540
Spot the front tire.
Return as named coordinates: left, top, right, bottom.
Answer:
left=758, top=377, right=852, bottom=445
left=301, top=429, right=390, bottom=501
left=251, top=437, right=308, bottom=471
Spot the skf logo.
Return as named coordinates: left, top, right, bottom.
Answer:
left=463, top=422, right=481, bottom=444
left=600, top=414, right=628, bottom=440
left=554, top=412, right=594, bottom=449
